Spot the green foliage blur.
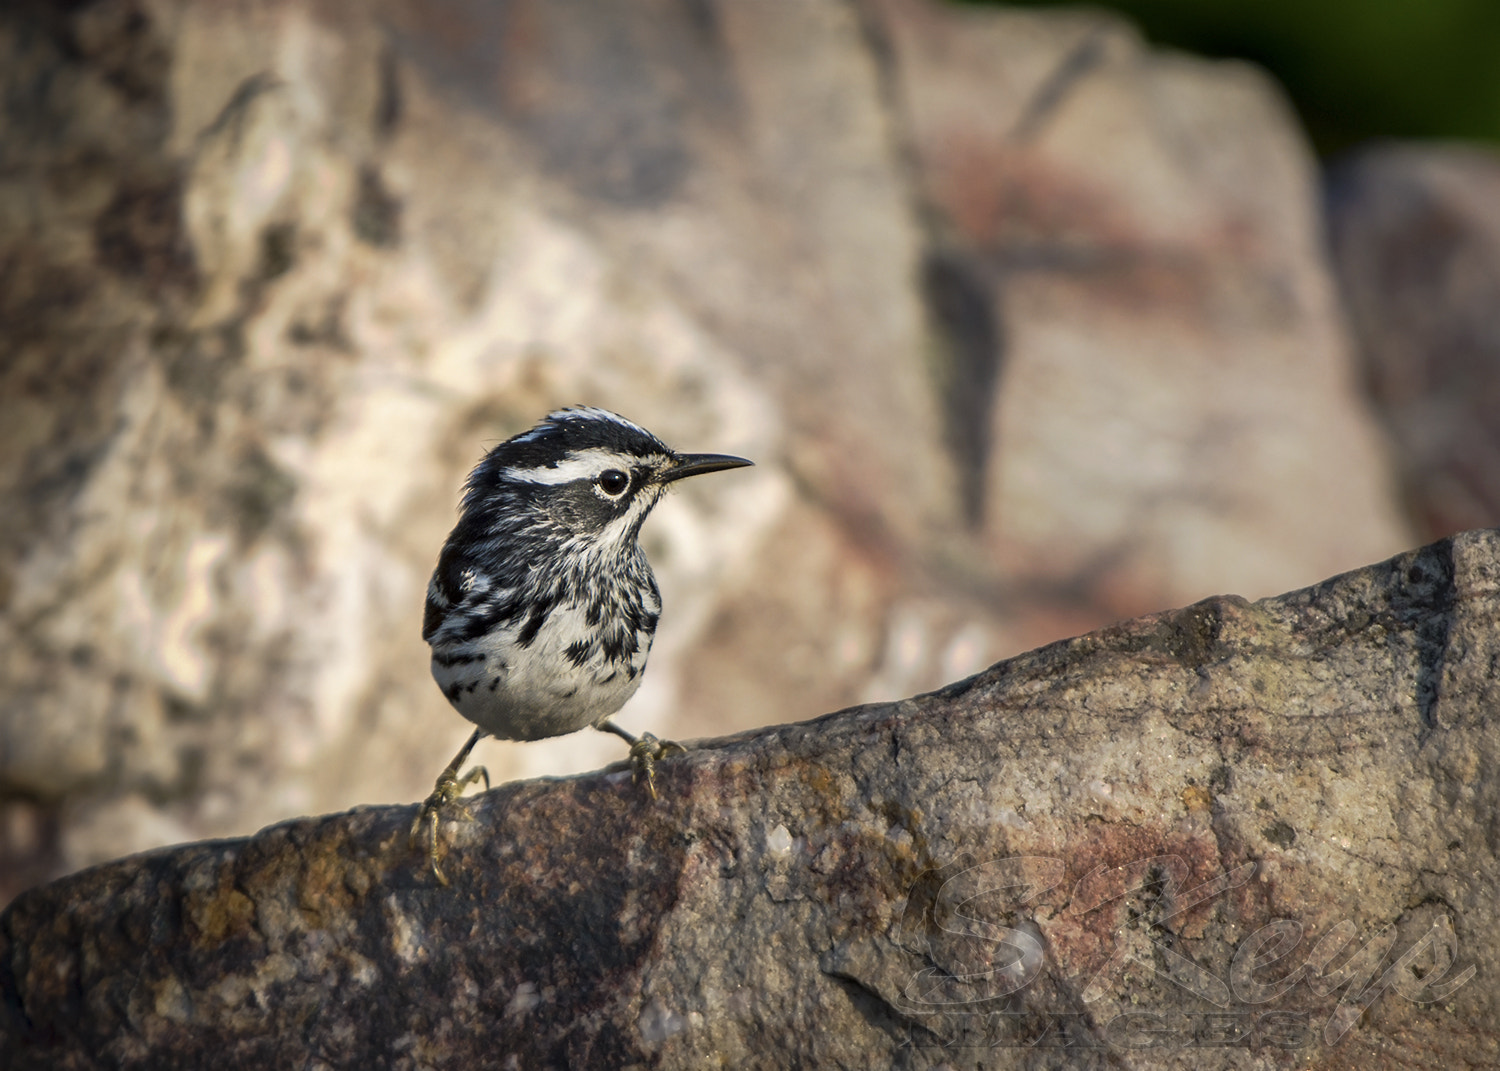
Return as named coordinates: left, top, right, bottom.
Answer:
left=973, top=0, right=1500, bottom=155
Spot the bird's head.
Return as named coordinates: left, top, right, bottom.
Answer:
left=463, top=407, right=752, bottom=550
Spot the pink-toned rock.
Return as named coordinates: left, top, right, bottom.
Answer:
left=869, top=0, right=1410, bottom=613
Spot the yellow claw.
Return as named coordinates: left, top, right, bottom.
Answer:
left=626, top=731, right=684, bottom=801
left=410, top=729, right=488, bottom=885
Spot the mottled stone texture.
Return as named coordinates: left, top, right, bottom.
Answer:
left=4, top=528, right=1498, bottom=1069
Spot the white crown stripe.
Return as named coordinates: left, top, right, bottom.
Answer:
left=511, top=407, right=658, bottom=447
left=546, top=406, right=652, bottom=436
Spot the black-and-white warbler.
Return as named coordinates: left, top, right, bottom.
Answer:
left=411, top=406, right=752, bottom=881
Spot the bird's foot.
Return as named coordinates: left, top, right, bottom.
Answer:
left=627, top=732, right=685, bottom=801
left=410, top=762, right=489, bottom=886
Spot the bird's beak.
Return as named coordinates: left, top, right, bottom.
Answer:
left=659, top=452, right=754, bottom=484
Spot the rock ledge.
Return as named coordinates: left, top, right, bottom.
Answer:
left=4, top=530, right=1499, bottom=1069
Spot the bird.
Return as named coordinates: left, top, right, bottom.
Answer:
left=411, top=406, right=753, bottom=882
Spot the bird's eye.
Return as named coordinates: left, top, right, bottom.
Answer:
left=596, top=469, right=630, bottom=496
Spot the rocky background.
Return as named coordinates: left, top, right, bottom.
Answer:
left=1, top=0, right=1497, bottom=905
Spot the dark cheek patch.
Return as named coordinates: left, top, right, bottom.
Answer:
left=545, top=483, right=630, bottom=534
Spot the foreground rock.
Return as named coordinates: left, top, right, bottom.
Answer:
left=5, top=529, right=1497, bottom=1069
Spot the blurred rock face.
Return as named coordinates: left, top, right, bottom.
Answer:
left=875, top=0, right=1411, bottom=602
left=1327, top=143, right=1500, bottom=541
left=0, top=0, right=1411, bottom=899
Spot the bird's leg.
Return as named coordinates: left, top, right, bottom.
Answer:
left=410, top=728, right=489, bottom=885
left=597, top=720, right=684, bottom=801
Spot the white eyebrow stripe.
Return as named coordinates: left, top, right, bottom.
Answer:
left=502, top=448, right=651, bottom=486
